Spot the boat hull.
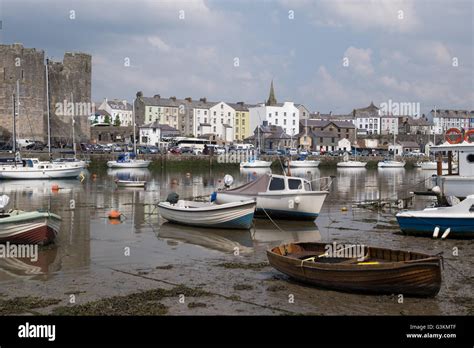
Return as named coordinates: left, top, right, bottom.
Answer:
left=107, top=160, right=151, bottom=168
left=337, top=161, right=367, bottom=168
left=240, top=160, right=272, bottom=168
left=158, top=201, right=256, bottom=229
left=115, top=180, right=147, bottom=188
left=0, top=167, right=83, bottom=179
left=0, top=213, right=61, bottom=245
left=288, top=161, right=320, bottom=168
left=216, top=192, right=327, bottom=221
left=378, top=161, right=405, bottom=168
left=267, top=242, right=442, bottom=297
left=396, top=216, right=474, bottom=238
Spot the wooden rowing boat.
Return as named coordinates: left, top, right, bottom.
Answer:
left=267, top=242, right=442, bottom=297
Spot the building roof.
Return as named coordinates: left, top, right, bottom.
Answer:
left=356, top=101, right=379, bottom=112
left=397, top=141, right=420, bottom=148
left=430, top=109, right=474, bottom=118
left=401, top=117, right=434, bottom=126
left=266, top=80, right=277, bottom=106
left=302, top=119, right=355, bottom=129
left=107, top=99, right=132, bottom=111
left=94, top=109, right=111, bottom=117
left=140, top=122, right=179, bottom=132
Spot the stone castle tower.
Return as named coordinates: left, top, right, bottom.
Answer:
left=0, top=43, right=91, bottom=145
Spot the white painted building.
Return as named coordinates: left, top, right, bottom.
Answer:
left=354, top=102, right=381, bottom=135
left=249, top=102, right=300, bottom=139
left=139, top=122, right=162, bottom=146
left=193, top=101, right=235, bottom=143
left=337, top=138, right=352, bottom=152
left=97, top=98, right=133, bottom=126
left=429, top=109, right=474, bottom=135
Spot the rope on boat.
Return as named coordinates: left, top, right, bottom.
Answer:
left=260, top=206, right=286, bottom=233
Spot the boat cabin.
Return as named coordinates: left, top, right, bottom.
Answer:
left=431, top=142, right=474, bottom=177
left=267, top=175, right=313, bottom=192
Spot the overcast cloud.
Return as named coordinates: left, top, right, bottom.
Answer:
left=1, top=0, right=472, bottom=114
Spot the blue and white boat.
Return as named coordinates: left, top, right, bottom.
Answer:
left=158, top=200, right=256, bottom=230
left=396, top=195, right=474, bottom=239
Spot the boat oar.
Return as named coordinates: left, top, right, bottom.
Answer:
left=432, top=226, right=440, bottom=238
left=441, top=228, right=451, bottom=239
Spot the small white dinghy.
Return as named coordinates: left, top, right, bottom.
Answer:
left=158, top=200, right=257, bottom=229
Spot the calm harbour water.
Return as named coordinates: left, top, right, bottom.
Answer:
left=0, top=165, right=472, bottom=315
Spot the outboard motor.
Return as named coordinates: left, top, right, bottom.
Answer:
left=166, top=192, right=180, bottom=204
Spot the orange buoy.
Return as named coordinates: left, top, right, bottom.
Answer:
left=108, top=219, right=122, bottom=225
left=108, top=210, right=122, bottom=219
left=51, top=184, right=60, bottom=192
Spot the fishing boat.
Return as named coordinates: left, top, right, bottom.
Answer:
left=0, top=158, right=83, bottom=179
left=396, top=195, right=474, bottom=238
left=158, top=200, right=256, bottom=229
left=0, top=195, right=61, bottom=245
left=267, top=242, right=442, bottom=297
left=115, top=179, right=147, bottom=188
left=215, top=174, right=330, bottom=220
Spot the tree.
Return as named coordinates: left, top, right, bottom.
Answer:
left=104, top=114, right=110, bottom=125
left=114, top=115, right=121, bottom=127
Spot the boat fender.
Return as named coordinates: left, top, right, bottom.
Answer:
left=294, top=196, right=301, bottom=204
left=288, top=200, right=294, bottom=209
left=210, top=191, right=217, bottom=202
left=166, top=192, right=180, bottom=204
left=465, top=129, right=474, bottom=143
left=432, top=226, right=440, bottom=238
left=441, top=228, right=451, bottom=239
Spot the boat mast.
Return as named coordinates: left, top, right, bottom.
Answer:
left=45, top=58, right=52, bottom=158
left=70, top=92, right=76, bottom=159
left=12, top=91, right=16, bottom=154
left=133, top=98, right=137, bottom=155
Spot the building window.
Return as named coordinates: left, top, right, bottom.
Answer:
left=284, top=119, right=287, bottom=125
left=221, top=104, right=224, bottom=109
left=292, top=120, right=295, bottom=125
left=275, top=119, right=278, bottom=124
left=331, top=137, right=335, bottom=143
left=242, top=119, right=245, bottom=125
left=275, top=112, right=278, bottom=116
left=284, top=112, right=287, bottom=116
left=213, top=126, right=216, bottom=132
left=204, top=111, right=207, bottom=115
left=213, top=111, right=216, bottom=116
left=228, top=112, right=231, bottom=116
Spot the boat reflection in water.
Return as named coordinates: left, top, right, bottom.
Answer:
left=107, top=168, right=151, bottom=179
left=240, top=167, right=272, bottom=179
left=0, top=246, right=59, bottom=281
left=156, top=221, right=254, bottom=254
left=251, top=220, right=321, bottom=246
left=287, top=168, right=320, bottom=181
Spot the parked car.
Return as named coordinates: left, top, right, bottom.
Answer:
left=265, top=149, right=278, bottom=155
left=180, top=146, right=194, bottom=154
left=311, top=151, right=320, bottom=156
left=148, top=146, right=160, bottom=154
left=25, top=141, right=45, bottom=150
left=299, top=149, right=309, bottom=156
left=113, top=145, right=123, bottom=152
left=277, top=149, right=286, bottom=156
left=215, top=147, right=226, bottom=155
left=288, top=148, right=298, bottom=156
left=169, top=146, right=182, bottom=154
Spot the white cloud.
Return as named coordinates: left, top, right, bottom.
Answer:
left=343, top=47, right=374, bottom=76
left=147, top=36, right=170, bottom=52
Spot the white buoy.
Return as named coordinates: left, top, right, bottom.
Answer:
left=433, top=226, right=440, bottom=238
left=441, top=228, right=451, bottom=239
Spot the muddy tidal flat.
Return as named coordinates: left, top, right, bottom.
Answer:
left=0, top=166, right=472, bottom=316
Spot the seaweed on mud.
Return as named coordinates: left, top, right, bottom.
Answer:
left=51, top=285, right=210, bottom=316
left=188, top=302, right=207, bottom=308
left=0, top=296, right=61, bottom=315
left=233, top=284, right=254, bottom=291
left=155, top=265, right=174, bottom=270
left=266, top=284, right=287, bottom=292
left=216, top=262, right=269, bottom=270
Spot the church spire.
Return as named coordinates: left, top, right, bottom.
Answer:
left=266, top=80, right=277, bottom=106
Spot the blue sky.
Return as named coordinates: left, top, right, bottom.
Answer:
left=1, top=0, right=473, bottom=114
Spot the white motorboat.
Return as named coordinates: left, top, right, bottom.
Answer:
left=287, top=160, right=320, bottom=168
left=0, top=195, right=61, bottom=245
left=377, top=160, right=406, bottom=168
left=240, top=159, right=272, bottom=168
left=0, top=158, right=83, bottom=179
left=337, top=160, right=367, bottom=168
left=158, top=200, right=256, bottom=229
left=53, top=158, right=89, bottom=169
left=107, top=158, right=151, bottom=168
left=215, top=174, right=330, bottom=220
left=396, top=195, right=474, bottom=238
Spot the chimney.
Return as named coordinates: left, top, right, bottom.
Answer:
left=185, top=97, right=192, bottom=102
left=122, top=100, right=127, bottom=105
left=200, top=97, right=207, bottom=103
left=154, top=94, right=161, bottom=99
left=170, top=96, right=176, bottom=101
left=237, top=101, right=244, bottom=105
left=262, top=120, right=268, bottom=127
